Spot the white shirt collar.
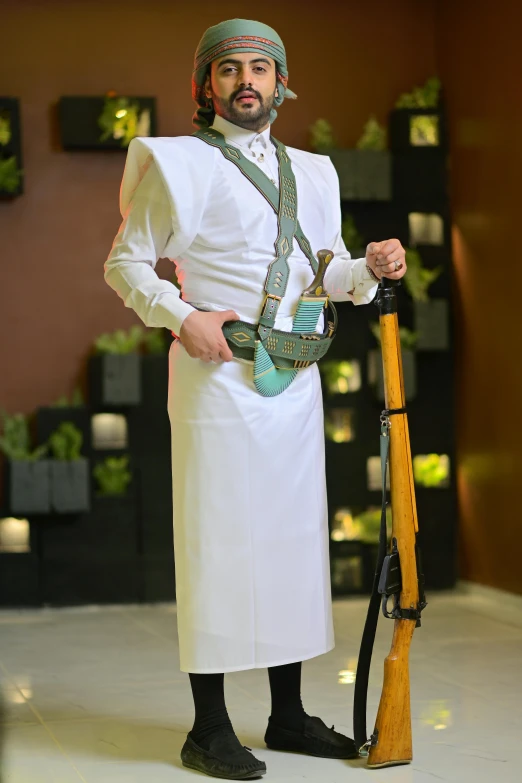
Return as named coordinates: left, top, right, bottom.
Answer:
left=211, top=114, right=273, bottom=155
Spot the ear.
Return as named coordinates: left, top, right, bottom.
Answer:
left=204, top=73, right=212, bottom=99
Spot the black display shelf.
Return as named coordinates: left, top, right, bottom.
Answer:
left=326, top=103, right=456, bottom=595
left=58, top=96, right=157, bottom=151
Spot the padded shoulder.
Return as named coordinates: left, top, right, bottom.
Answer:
left=119, top=135, right=216, bottom=216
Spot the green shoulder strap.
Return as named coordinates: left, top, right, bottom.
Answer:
left=193, top=128, right=318, bottom=340
left=193, top=128, right=329, bottom=397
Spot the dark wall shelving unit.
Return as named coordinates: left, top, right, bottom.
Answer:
left=0, top=348, right=176, bottom=607
left=324, top=105, right=457, bottom=595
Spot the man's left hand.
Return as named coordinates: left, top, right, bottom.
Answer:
left=366, top=239, right=407, bottom=280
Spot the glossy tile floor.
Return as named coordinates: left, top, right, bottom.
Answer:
left=0, top=586, right=520, bottom=782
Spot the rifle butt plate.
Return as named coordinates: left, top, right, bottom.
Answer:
left=367, top=758, right=412, bottom=769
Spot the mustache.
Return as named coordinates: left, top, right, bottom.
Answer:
left=230, top=87, right=263, bottom=102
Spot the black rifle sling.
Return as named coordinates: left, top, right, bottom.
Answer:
left=352, top=418, right=390, bottom=752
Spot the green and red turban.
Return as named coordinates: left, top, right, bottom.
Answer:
left=192, top=18, right=297, bottom=129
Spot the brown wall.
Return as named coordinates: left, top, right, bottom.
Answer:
left=4, top=1, right=520, bottom=594
left=0, top=0, right=436, bottom=411
left=434, top=1, right=522, bottom=593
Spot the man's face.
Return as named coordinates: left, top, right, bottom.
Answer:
left=205, top=52, right=278, bottom=131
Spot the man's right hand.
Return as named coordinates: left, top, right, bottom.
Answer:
left=179, top=309, right=240, bottom=363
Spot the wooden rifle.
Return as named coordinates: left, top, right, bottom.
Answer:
left=353, top=274, right=427, bottom=767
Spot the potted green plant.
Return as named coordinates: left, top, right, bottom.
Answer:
left=390, top=76, right=443, bottom=150
left=51, top=387, right=85, bottom=408
left=311, top=115, right=391, bottom=201
left=48, top=422, right=90, bottom=513
left=367, top=323, right=418, bottom=400
left=0, top=100, right=23, bottom=196
left=36, top=387, right=90, bottom=460
left=319, top=359, right=362, bottom=396
left=89, top=324, right=144, bottom=406
left=58, top=94, right=156, bottom=151
left=403, top=248, right=442, bottom=302
left=98, top=92, right=151, bottom=148
left=0, top=411, right=51, bottom=514
left=93, top=455, right=132, bottom=496
left=413, top=453, right=450, bottom=488
left=353, top=506, right=392, bottom=545
left=403, top=248, right=449, bottom=351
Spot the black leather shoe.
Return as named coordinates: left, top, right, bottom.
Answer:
left=181, top=732, right=267, bottom=780
left=264, top=715, right=358, bottom=759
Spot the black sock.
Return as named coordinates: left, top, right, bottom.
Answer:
left=188, top=672, right=235, bottom=749
left=268, top=661, right=308, bottom=732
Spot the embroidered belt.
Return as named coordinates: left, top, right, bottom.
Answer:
left=192, top=298, right=338, bottom=369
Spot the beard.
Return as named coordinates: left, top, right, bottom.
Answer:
left=211, top=86, right=276, bottom=131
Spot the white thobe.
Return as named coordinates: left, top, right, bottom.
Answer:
left=105, top=115, right=378, bottom=673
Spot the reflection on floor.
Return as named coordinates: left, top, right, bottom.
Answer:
left=0, top=586, right=521, bottom=782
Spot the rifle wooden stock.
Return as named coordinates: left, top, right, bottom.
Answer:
left=367, top=284, right=420, bottom=769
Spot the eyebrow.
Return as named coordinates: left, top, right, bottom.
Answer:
left=216, top=57, right=273, bottom=68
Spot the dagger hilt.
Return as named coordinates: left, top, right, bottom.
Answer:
left=302, top=249, right=334, bottom=298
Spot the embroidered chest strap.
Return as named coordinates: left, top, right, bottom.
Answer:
left=193, top=128, right=317, bottom=341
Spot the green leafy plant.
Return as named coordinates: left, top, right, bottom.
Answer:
left=413, top=453, right=450, bottom=487
left=341, top=215, right=364, bottom=252
left=94, top=325, right=144, bottom=355
left=142, top=327, right=168, bottom=354
left=395, top=76, right=441, bottom=109
left=98, top=93, right=150, bottom=148
left=51, top=387, right=85, bottom=408
left=353, top=506, right=392, bottom=544
left=356, top=115, right=387, bottom=151
left=370, top=322, right=419, bottom=350
left=0, top=410, right=48, bottom=461
left=410, top=115, right=439, bottom=146
left=403, top=248, right=442, bottom=302
left=0, top=156, right=22, bottom=192
left=48, top=422, right=83, bottom=461
left=0, top=113, right=11, bottom=146
left=320, top=360, right=361, bottom=395
left=93, top=455, right=132, bottom=496
left=309, top=118, right=335, bottom=152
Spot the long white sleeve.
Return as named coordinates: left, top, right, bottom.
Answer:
left=322, top=160, right=379, bottom=306
left=104, top=156, right=195, bottom=336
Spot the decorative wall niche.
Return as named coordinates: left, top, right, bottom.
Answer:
left=325, top=408, right=356, bottom=443
left=91, top=413, right=128, bottom=450
left=409, top=212, right=444, bottom=246
left=330, top=508, right=357, bottom=542
left=58, top=94, right=157, bottom=150
left=410, top=115, right=439, bottom=146
left=0, top=518, right=30, bottom=553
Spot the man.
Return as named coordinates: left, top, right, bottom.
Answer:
left=105, top=18, right=407, bottom=780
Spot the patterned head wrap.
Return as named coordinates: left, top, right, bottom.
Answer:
left=192, top=18, right=297, bottom=129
